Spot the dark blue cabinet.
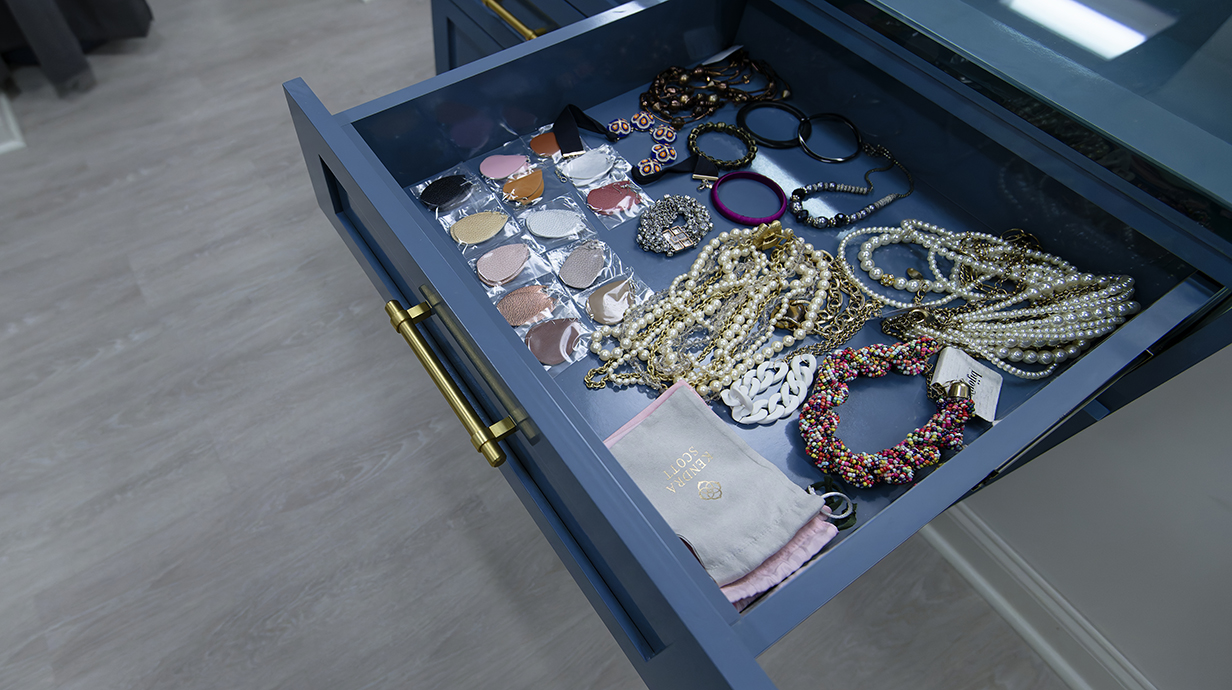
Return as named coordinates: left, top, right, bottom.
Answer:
left=431, top=0, right=621, bottom=72
left=285, top=1, right=1231, bottom=687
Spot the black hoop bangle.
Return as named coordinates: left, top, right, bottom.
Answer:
left=736, top=101, right=811, bottom=149
left=797, top=113, right=862, bottom=163
left=710, top=171, right=788, bottom=226
left=687, top=122, right=757, bottom=170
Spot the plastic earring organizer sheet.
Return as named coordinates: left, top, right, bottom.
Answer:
left=402, top=68, right=1148, bottom=560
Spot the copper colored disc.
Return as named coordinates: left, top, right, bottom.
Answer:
left=529, top=131, right=560, bottom=157
left=496, top=284, right=556, bottom=326
left=525, top=318, right=582, bottom=365
left=502, top=169, right=544, bottom=205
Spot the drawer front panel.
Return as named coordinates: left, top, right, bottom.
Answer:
left=286, top=78, right=782, bottom=690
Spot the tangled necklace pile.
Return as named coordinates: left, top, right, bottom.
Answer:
left=584, top=222, right=876, bottom=398
left=838, top=220, right=1138, bottom=379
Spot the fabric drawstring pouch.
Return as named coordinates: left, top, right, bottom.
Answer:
left=605, top=381, right=841, bottom=602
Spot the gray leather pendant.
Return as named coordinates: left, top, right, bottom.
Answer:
left=558, top=240, right=606, bottom=289
left=525, top=208, right=585, bottom=239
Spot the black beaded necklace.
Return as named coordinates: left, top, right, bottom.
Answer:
left=789, top=143, right=915, bottom=229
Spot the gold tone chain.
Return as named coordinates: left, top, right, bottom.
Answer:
left=584, top=223, right=878, bottom=395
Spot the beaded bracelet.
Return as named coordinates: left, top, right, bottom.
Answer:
left=687, top=122, right=758, bottom=170
left=710, top=171, right=788, bottom=226
left=798, top=338, right=975, bottom=488
left=790, top=143, right=914, bottom=229
left=636, top=194, right=714, bottom=256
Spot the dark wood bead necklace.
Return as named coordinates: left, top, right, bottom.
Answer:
left=639, top=49, right=790, bottom=129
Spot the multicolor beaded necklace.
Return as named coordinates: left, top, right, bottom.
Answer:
left=798, top=338, right=974, bottom=488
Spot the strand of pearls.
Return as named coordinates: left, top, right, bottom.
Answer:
left=584, top=222, right=833, bottom=398
left=838, top=219, right=1138, bottom=379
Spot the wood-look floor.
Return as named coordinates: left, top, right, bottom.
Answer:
left=0, top=1, right=1070, bottom=688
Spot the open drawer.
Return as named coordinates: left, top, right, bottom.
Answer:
left=284, top=1, right=1231, bottom=687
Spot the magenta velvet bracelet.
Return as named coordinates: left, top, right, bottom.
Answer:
left=710, top=171, right=788, bottom=226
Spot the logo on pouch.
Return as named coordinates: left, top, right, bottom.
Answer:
left=698, top=481, right=723, bottom=500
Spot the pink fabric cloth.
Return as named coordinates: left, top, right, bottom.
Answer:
left=722, top=509, right=837, bottom=611
left=605, top=381, right=840, bottom=611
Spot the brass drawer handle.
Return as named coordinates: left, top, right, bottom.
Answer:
left=386, top=300, right=517, bottom=467
left=483, top=0, right=543, bottom=41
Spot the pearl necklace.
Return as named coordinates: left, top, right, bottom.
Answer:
left=838, top=220, right=1138, bottom=379
left=585, top=222, right=869, bottom=398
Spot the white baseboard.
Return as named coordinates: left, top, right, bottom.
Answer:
left=921, top=505, right=1156, bottom=690
left=0, top=93, right=25, bottom=155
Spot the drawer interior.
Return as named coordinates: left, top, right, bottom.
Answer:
left=339, top=0, right=1200, bottom=621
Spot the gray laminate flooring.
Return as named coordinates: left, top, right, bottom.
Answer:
left=0, top=1, right=1069, bottom=688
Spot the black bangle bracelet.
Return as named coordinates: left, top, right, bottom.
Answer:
left=797, top=113, right=862, bottom=163
left=736, top=101, right=811, bottom=149
left=687, top=122, right=758, bottom=170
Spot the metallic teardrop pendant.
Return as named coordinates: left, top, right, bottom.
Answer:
left=558, top=240, right=607, bottom=289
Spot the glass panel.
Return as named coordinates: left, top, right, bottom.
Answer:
left=844, top=0, right=1232, bottom=222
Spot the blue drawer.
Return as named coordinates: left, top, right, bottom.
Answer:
left=285, top=1, right=1229, bottom=687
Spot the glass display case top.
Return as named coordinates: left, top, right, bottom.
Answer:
left=841, top=0, right=1232, bottom=228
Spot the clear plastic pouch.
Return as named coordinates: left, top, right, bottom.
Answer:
left=582, top=175, right=651, bottom=229
left=517, top=299, right=590, bottom=377
left=546, top=238, right=624, bottom=292
left=443, top=198, right=521, bottom=256
left=409, top=164, right=493, bottom=219
left=554, top=144, right=631, bottom=190
left=490, top=275, right=570, bottom=327
left=468, top=234, right=554, bottom=294
left=473, top=139, right=549, bottom=208
left=523, top=123, right=579, bottom=164
left=517, top=195, right=598, bottom=249
left=575, top=271, right=653, bottom=328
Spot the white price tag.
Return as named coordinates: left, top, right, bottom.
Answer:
left=931, top=347, right=1002, bottom=422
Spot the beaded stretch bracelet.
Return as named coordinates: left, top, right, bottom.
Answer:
left=798, top=338, right=975, bottom=488
left=687, top=122, right=758, bottom=170
left=710, top=171, right=788, bottom=226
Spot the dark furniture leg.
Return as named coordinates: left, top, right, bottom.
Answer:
left=3, top=0, right=95, bottom=95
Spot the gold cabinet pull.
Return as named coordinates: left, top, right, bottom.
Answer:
left=386, top=300, right=517, bottom=467
left=482, top=0, right=543, bottom=41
